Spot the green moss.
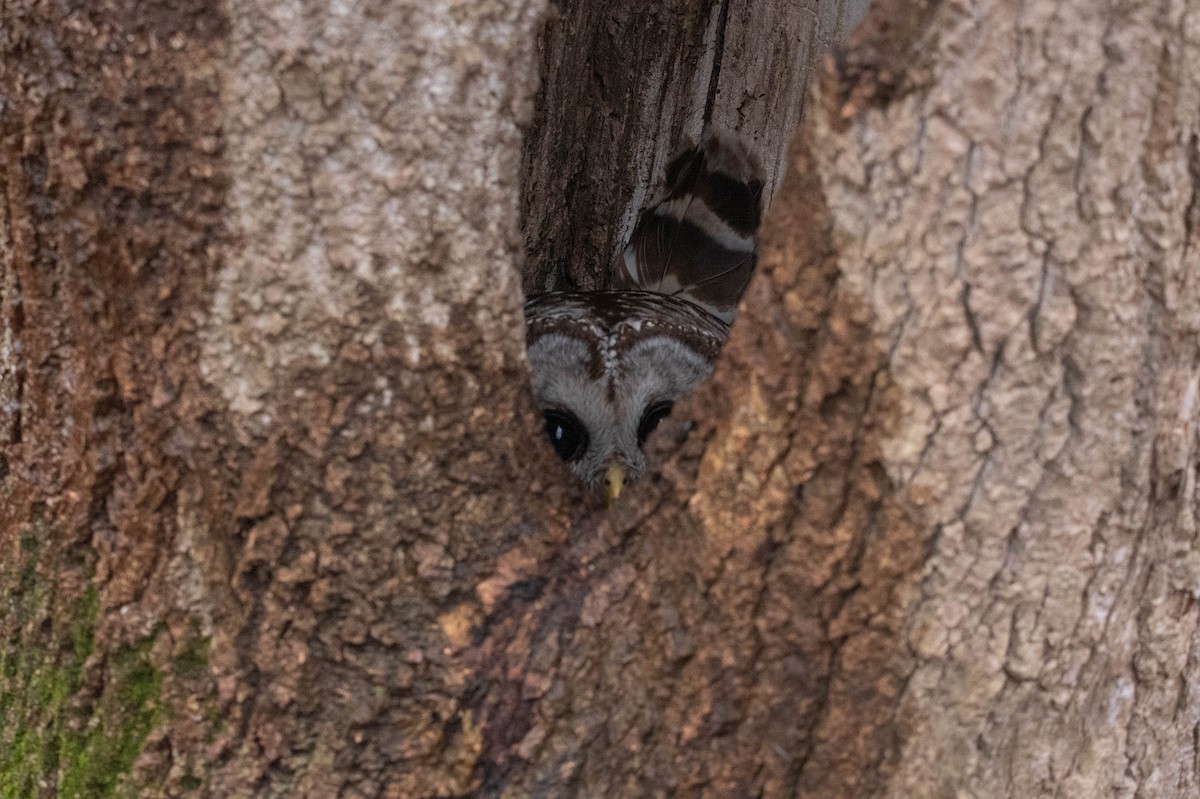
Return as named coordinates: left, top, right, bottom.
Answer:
left=172, top=629, right=210, bottom=679
left=202, top=704, right=224, bottom=745
left=55, top=636, right=162, bottom=799
left=0, top=542, right=162, bottom=799
left=0, top=593, right=96, bottom=799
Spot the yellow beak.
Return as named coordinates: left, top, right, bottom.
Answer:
left=606, top=463, right=626, bottom=505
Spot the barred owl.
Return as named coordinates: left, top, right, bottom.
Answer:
left=525, top=128, right=764, bottom=500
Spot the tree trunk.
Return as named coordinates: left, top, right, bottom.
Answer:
left=1, top=0, right=550, bottom=796
left=802, top=2, right=1200, bottom=795
left=2, top=2, right=1198, bottom=799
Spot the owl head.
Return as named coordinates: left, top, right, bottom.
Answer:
left=524, top=291, right=729, bottom=499
left=524, top=127, right=763, bottom=500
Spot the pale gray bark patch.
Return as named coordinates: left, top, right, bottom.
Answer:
left=204, top=0, right=547, bottom=427
left=187, top=1, right=557, bottom=794
left=812, top=0, right=1200, bottom=795
left=0, top=202, right=17, bottom=451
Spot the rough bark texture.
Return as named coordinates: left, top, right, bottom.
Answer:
left=813, top=1, right=1200, bottom=795
left=3, top=0, right=1199, bottom=798
left=2, top=0, right=555, bottom=796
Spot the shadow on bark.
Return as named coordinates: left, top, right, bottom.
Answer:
left=473, top=132, right=930, bottom=796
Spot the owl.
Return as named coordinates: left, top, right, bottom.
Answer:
left=524, top=128, right=765, bottom=500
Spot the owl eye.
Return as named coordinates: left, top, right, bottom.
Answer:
left=543, top=410, right=589, bottom=461
left=637, top=401, right=674, bottom=445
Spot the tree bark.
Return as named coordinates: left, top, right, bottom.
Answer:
left=805, top=1, right=1200, bottom=795
left=2, top=0, right=552, bottom=796
left=3, top=1, right=1198, bottom=799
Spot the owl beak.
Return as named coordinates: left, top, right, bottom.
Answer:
left=605, top=463, right=626, bottom=504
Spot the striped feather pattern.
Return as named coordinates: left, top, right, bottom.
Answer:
left=614, top=127, right=764, bottom=323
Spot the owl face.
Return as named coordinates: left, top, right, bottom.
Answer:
left=524, top=291, right=729, bottom=496
left=528, top=332, right=712, bottom=489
